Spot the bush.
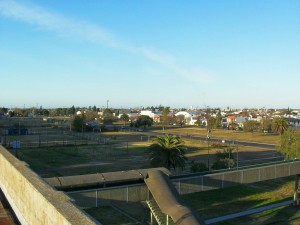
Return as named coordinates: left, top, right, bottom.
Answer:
left=190, top=162, right=208, bottom=173
left=212, top=158, right=235, bottom=170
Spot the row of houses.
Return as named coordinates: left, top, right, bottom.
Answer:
left=117, top=109, right=300, bottom=128
left=73, top=107, right=300, bottom=129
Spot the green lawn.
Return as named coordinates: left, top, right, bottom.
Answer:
left=160, top=126, right=282, bottom=144
left=182, top=176, right=300, bottom=224
left=82, top=177, right=300, bottom=225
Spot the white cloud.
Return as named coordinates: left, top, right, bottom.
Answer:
left=0, top=0, right=216, bottom=84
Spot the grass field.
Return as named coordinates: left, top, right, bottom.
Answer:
left=160, top=126, right=282, bottom=144
left=82, top=177, right=300, bottom=225
left=5, top=124, right=285, bottom=178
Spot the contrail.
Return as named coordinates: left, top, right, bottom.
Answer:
left=0, top=0, right=216, bottom=83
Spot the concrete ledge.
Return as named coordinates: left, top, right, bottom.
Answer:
left=0, top=146, right=100, bottom=225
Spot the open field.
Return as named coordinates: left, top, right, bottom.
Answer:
left=159, top=126, right=282, bottom=144
left=10, top=136, right=282, bottom=177
left=1, top=124, right=285, bottom=177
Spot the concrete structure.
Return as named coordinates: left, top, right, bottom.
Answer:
left=0, top=146, right=99, bottom=225
left=145, top=170, right=205, bottom=225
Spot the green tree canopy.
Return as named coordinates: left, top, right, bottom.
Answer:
left=243, top=120, right=261, bottom=133
left=276, top=128, right=299, bottom=160
left=211, top=147, right=235, bottom=170
left=135, top=115, right=153, bottom=128
left=148, top=134, right=187, bottom=170
left=72, top=115, right=86, bottom=132
left=190, top=162, right=208, bottom=173
left=102, top=108, right=115, bottom=124
left=162, top=107, right=170, bottom=125
left=273, top=116, right=289, bottom=135
left=120, top=113, right=130, bottom=125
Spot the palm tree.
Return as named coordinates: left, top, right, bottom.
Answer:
left=273, top=116, right=289, bottom=135
left=148, top=134, right=187, bottom=171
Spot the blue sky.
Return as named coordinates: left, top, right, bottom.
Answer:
left=0, top=0, right=299, bottom=109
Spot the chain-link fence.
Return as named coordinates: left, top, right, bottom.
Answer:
left=67, top=161, right=300, bottom=208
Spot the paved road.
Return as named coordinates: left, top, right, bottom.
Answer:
left=205, top=200, right=293, bottom=224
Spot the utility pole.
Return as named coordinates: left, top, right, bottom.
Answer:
left=106, top=100, right=109, bottom=109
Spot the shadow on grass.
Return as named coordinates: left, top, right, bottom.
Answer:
left=84, top=201, right=148, bottom=225
left=182, top=176, right=299, bottom=225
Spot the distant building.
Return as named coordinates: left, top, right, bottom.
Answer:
left=140, top=110, right=162, bottom=122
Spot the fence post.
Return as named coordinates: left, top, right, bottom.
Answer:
left=127, top=186, right=129, bottom=203
left=294, top=175, right=300, bottom=206
left=96, top=190, right=98, bottom=207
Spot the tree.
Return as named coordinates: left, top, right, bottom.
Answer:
left=273, top=116, right=289, bottom=135
left=148, top=134, right=187, bottom=170
left=211, top=147, right=235, bottom=170
left=120, top=113, right=130, bottom=125
left=102, top=108, right=115, bottom=124
left=211, top=158, right=235, bottom=170
left=135, top=115, right=153, bottom=128
left=243, top=120, right=261, bottom=133
left=276, top=128, right=299, bottom=160
left=72, top=115, right=86, bottom=132
left=261, top=118, right=272, bottom=133
left=175, top=115, right=185, bottom=127
left=162, top=107, right=170, bottom=125
left=69, top=105, right=76, bottom=116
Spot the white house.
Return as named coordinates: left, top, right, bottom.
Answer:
left=175, top=111, right=199, bottom=125
left=140, top=110, right=161, bottom=122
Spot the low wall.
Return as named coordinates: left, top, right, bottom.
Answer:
left=0, top=146, right=100, bottom=225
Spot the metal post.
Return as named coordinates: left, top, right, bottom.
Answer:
left=207, top=137, right=210, bottom=170
left=127, top=186, right=129, bottom=203
left=236, top=143, right=239, bottom=169
left=96, top=191, right=98, bottom=207
left=294, top=175, right=300, bottom=206
left=150, top=212, right=153, bottom=225
left=207, top=129, right=211, bottom=170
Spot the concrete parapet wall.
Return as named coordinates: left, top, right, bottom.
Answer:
left=0, top=146, right=99, bottom=225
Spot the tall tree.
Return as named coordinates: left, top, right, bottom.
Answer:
left=162, top=107, right=170, bottom=125
left=273, top=116, right=289, bottom=135
left=72, top=115, right=86, bottom=132
left=148, top=134, right=187, bottom=170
